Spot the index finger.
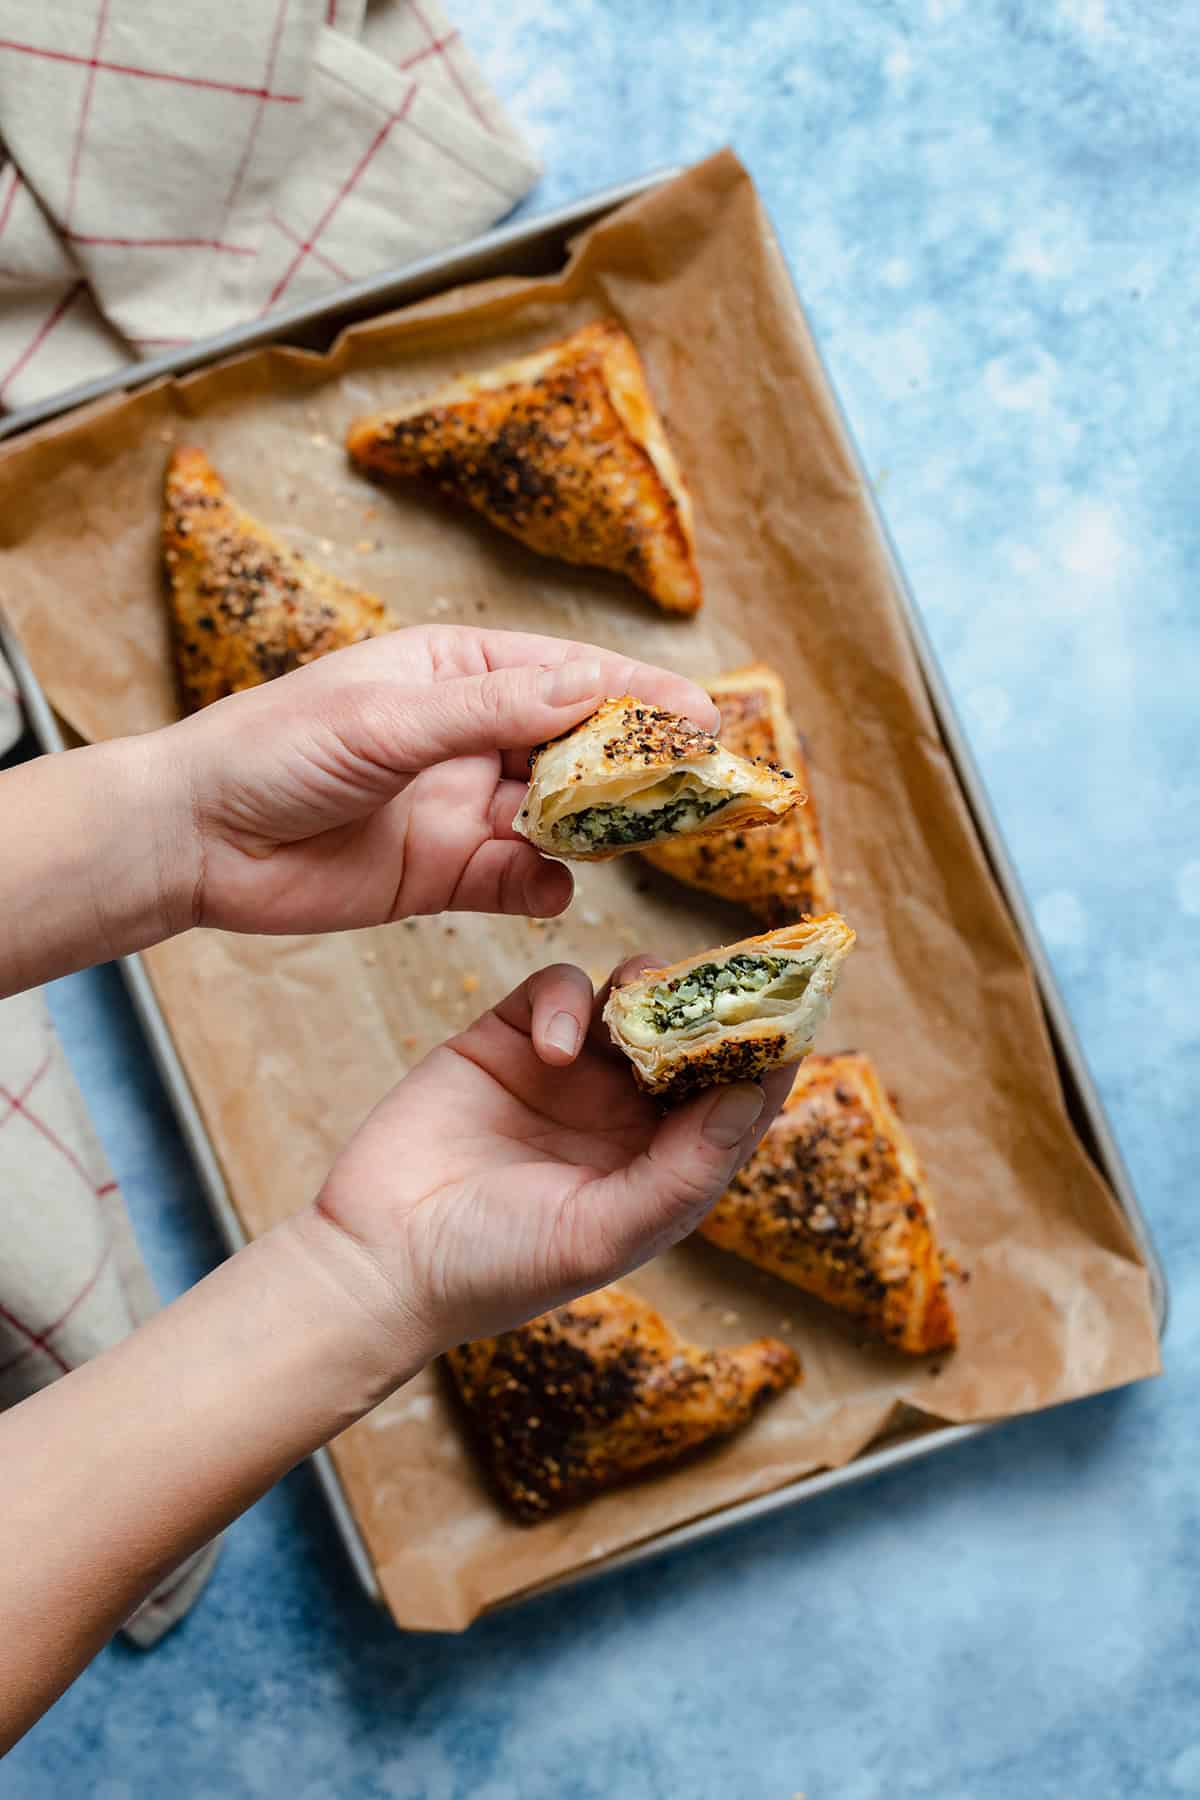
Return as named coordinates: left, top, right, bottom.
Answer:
left=476, top=630, right=719, bottom=733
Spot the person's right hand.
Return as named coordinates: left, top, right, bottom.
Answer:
left=307, top=957, right=794, bottom=1360
left=159, top=624, right=718, bottom=939
left=3, top=623, right=716, bottom=1000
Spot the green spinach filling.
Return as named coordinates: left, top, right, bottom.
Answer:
left=556, top=791, right=738, bottom=852
left=643, top=953, right=791, bottom=1033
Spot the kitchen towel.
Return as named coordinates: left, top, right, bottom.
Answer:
left=0, top=983, right=219, bottom=1644
left=0, top=0, right=538, bottom=1641
left=0, top=0, right=539, bottom=407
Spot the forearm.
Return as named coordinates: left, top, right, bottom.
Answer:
left=0, top=1207, right=426, bottom=1751
left=0, top=735, right=195, bottom=997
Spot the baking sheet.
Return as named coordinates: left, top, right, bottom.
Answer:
left=0, top=151, right=1160, bottom=1630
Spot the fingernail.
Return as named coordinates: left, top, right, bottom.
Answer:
left=545, top=1011, right=581, bottom=1058
left=623, top=951, right=667, bottom=981
left=702, top=1083, right=765, bottom=1148
left=540, top=661, right=602, bottom=706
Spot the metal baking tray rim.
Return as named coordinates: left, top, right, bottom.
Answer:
left=0, top=165, right=1167, bottom=1624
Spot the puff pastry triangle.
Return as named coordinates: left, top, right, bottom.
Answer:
left=700, top=1053, right=958, bottom=1354
left=447, top=1284, right=798, bottom=1520
left=641, top=663, right=833, bottom=925
left=163, top=446, right=390, bottom=712
left=516, top=694, right=803, bottom=862
left=345, top=320, right=702, bottom=614
left=604, top=917, right=855, bottom=1104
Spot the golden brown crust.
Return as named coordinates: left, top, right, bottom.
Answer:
left=645, top=1030, right=790, bottom=1105
left=446, top=1285, right=799, bottom=1521
left=163, top=446, right=390, bottom=713
left=641, top=664, right=833, bottom=924
left=345, top=320, right=702, bottom=615
left=516, top=694, right=804, bottom=862
left=700, top=1053, right=958, bottom=1354
left=598, top=699, right=716, bottom=768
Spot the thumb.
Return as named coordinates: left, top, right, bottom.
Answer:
left=340, top=659, right=610, bottom=776
left=585, top=1083, right=769, bottom=1279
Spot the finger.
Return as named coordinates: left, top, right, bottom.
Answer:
left=586, top=951, right=667, bottom=1056
left=445, top=839, right=573, bottom=919
left=581, top=1082, right=770, bottom=1278
left=527, top=963, right=596, bottom=1066
left=758, top=1064, right=796, bottom=1131
left=721, top=1064, right=794, bottom=1169
left=372, top=622, right=714, bottom=731
left=472, top=629, right=719, bottom=732
left=491, top=961, right=593, bottom=1044
left=487, top=778, right=536, bottom=842
left=236, top=625, right=717, bottom=739
left=500, top=746, right=542, bottom=782
left=341, top=660, right=628, bottom=779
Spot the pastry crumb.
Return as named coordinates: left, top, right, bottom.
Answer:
left=355, top=538, right=375, bottom=553
left=402, top=1035, right=418, bottom=1051
left=362, top=950, right=377, bottom=967
left=430, top=978, right=446, bottom=1001
left=461, top=972, right=480, bottom=995
left=721, top=1311, right=740, bottom=1327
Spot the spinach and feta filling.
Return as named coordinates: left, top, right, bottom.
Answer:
left=638, top=952, right=816, bottom=1037
left=554, top=789, right=738, bottom=853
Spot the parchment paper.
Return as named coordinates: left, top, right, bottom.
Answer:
left=0, top=152, right=1159, bottom=1631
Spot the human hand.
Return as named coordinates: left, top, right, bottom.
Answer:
left=311, top=957, right=794, bottom=1360
left=159, top=624, right=717, bottom=936
left=0, top=956, right=789, bottom=1742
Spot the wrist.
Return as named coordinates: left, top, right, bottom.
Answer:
left=281, top=1201, right=438, bottom=1409
left=107, top=729, right=203, bottom=941
left=0, top=732, right=201, bottom=996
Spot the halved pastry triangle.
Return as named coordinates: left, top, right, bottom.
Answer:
left=641, top=663, right=834, bottom=925
left=604, top=916, right=855, bottom=1104
left=515, top=694, right=803, bottom=862
left=700, top=1053, right=958, bottom=1354
left=446, top=1284, right=799, bottom=1521
left=163, top=446, right=390, bottom=712
left=345, top=319, right=702, bottom=614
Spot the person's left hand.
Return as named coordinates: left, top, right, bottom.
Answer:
left=311, top=957, right=795, bottom=1358
left=158, top=624, right=716, bottom=936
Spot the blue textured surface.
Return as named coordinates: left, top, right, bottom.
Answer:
left=5, top=1, right=1199, bottom=1793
